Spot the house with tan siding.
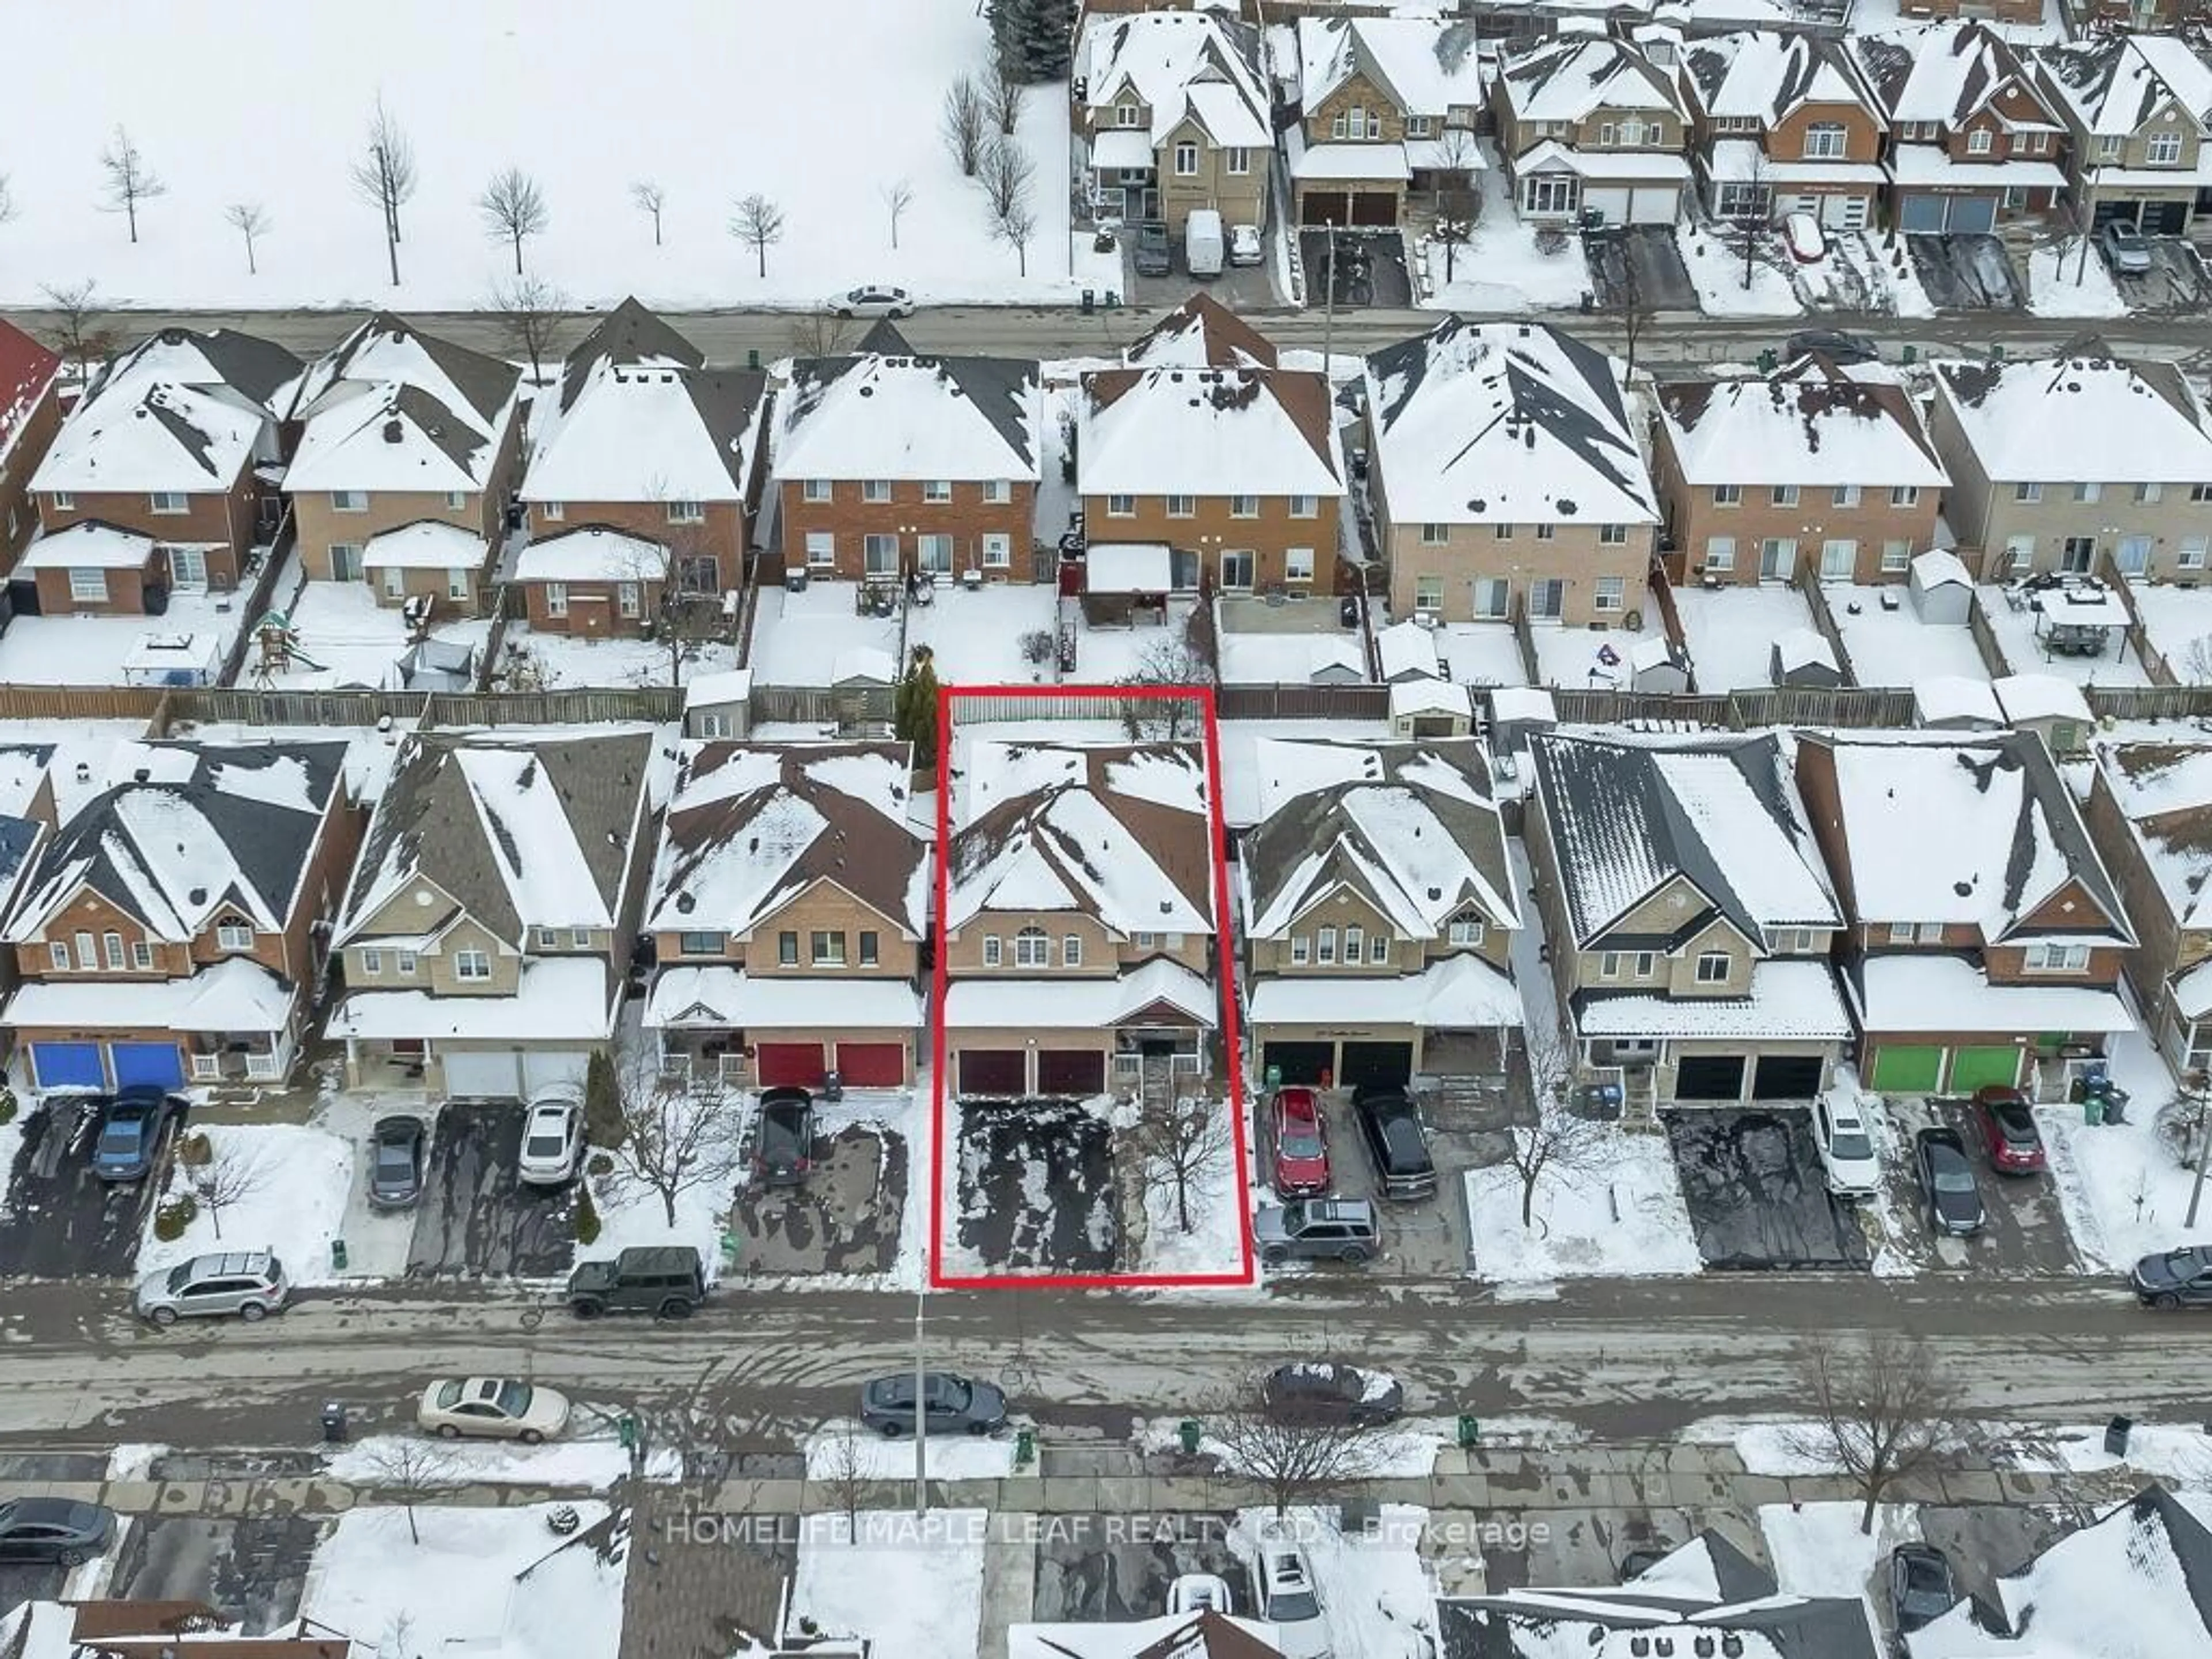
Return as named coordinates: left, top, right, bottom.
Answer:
left=2035, top=33, right=2212, bottom=236
left=1286, top=14, right=1486, bottom=228
left=1491, top=36, right=1692, bottom=224
left=1074, top=8, right=1271, bottom=232
left=0, top=321, right=63, bottom=579
left=2081, top=740, right=2212, bottom=1077
left=1679, top=31, right=1886, bottom=232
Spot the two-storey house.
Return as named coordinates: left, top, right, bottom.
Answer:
left=1363, top=317, right=1659, bottom=628
left=327, top=730, right=654, bottom=1095
left=0, top=744, right=59, bottom=1071
left=24, top=327, right=301, bottom=615
left=1239, top=738, right=1521, bottom=1090
left=1122, top=292, right=1279, bottom=373
left=0, top=320, right=62, bottom=579
left=1926, top=354, right=2212, bottom=581
left=944, top=738, right=1218, bottom=1101
left=1849, top=22, right=2066, bottom=235
left=286, top=314, right=523, bottom=616
left=1796, top=731, right=2137, bottom=1097
left=1286, top=14, right=1487, bottom=229
left=1680, top=31, right=1886, bottom=232
left=1897, top=0, right=2043, bottom=30
left=516, top=298, right=768, bottom=637
left=2, top=741, right=359, bottom=1090
left=774, top=324, right=1039, bottom=585
left=2082, top=739, right=2212, bottom=1076
left=642, top=742, right=928, bottom=1089
left=2036, top=33, right=2212, bottom=236
left=1491, top=36, right=1692, bottom=225
left=1650, top=355, right=1950, bottom=588
left=1074, top=8, right=1271, bottom=232
left=1525, top=732, right=1852, bottom=1112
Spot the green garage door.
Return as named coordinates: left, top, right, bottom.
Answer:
left=1871, top=1044, right=1944, bottom=1094
left=1948, top=1046, right=2022, bottom=1093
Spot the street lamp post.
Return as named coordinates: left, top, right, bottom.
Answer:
left=2075, top=169, right=2103, bottom=287
left=912, top=1287, right=929, bottom=1519
left=2184, top=1073, right=2211, bottom=1229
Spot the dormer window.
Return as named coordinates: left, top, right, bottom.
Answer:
left=1447, top=914, right=1485, bottom=948
left=217, top=919, right=253, bottom=952
left=1116, top=103, right=1141, bottom=128
left=1967, top=128, right=1994, bottom=156
left=1015, top=925, right=1051, bottom=967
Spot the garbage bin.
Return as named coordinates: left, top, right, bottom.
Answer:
left=1016, top=1427, right=1036, bottom=1468
left=1264, top=1063, right=1283, bottom=1091
left=2106, top=1414, right=2133, bottom=1457
left=618, top=1414, right=639, bottom=1450
left=2086, top=1096, right=2106, bottom=1127
left=1457, top=1414, right=1480, bottom=1450
left=1081, top=289, right=1096, bottom=315
left=330, top=1238, right=348, bottom=1274
left=1177, top=1419, right=1202, bottom=1455
left=321, top=1402, right=348, bottom=1444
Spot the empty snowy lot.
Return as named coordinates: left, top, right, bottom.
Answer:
left=0, top=0, right=1071, bottom=310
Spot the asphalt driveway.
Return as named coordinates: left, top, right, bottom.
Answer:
left=404, top=1103, right=576, bottom=1279
left=1879, top=1098, right=2082, bottom=1277
left=0, top=1100, right=161, bottom=1279
left=956, top=1098, right=1116, bottom=1274
left=731, top=1123, right=905, bottom=1277
left=2108, top=237, right=2206, bottom=310
left=107, top=1513, right=324, bottom=1633
left=1031, top=1513, right=1252, bottom=1620
left=1585, top=227, right=1699, bottom=313
left=1907, top=233, right=2024, bottom=309
left=1299, top=229, right=1412, bottom=308
left=1662, top=1108, right=1871, bottom=1271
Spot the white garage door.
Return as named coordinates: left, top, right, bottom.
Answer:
left=1626, top=186, right=1677, bottom=225
left=441, top=1047, right=523, bottom=1099
left=1820, top=193, right=1869, bottom=231
left=522, top=1048, right=593, bottom=1093
left=1582, top=187, right=1628, bottom=225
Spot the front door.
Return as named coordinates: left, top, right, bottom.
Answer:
left=166, top=546, right=207, bottom=588
left=2116, top=535, right=2153, bottom=575
left=1760, top=539, right=1793, bottom=581
left=1528, top=578, right=1566, bottom=620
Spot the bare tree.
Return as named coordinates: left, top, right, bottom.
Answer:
left=479, top=166, right=549, bottom=275
left=1206, top=1370, right=1382, bottom=1517
left=0, top=175, right=16, bottom=226
left=598, top=1044, right=746, bottom=1228
left=1788, top=1332, right=1963, bottom=1534
left=376, top=1612, right=415, bottom=1659
left=1118, top=624, right=1213, bottom=741
left=942, top=76, right=988, bottom=179
left=816, top=1423, right=869, bottom=1543
left=1608, top=243, right=1649, bottom=388
left=789, top=309, right=856, bottom=358
left=980, top=137, right=1035, bottom=222
left=728, top=193, right=785, bottom=279
left=37, top=280, right=108, bottom=378
left=99, top=126, right=165, bottom=243
left=881, top=177, right=915, bottom=251
left=351, top=1438, right=456, bottom=1546
left=1430, top=128, right=1483, bottom=283
left=224, top=202, right=270, bottom=275
left=984, top=54, right=1025, bottom=136
left=190, top=1139, right=270, bottom=1241
left=996, top=200, right=1039, bottom=277
left=1723, top=157, right=1774, bottom=294
left=350, top=96, right=418, bottom=286
left=491, top=274, right=567, bottom=384
left=1501, top=1029, right=1616, bottom=1229
left=631, top=180, right=666, bottom=246
left=1132, top=1094, right=1233, bottom=1233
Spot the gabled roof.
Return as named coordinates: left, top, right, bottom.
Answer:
left=1529, top=732, right=1841, bottom=949
left=339, top=730, right=653, bottom=947
left=1932, top=354, right=2212, bottom=486
left=0, top=319, right=60, bottom=466
left=776, top=350, right=1040, bottom=483
left=2037, top=33, right=2212, bottom=141
left=1123, top=294, right=1279, bottom=370
left=1683, top=31, right=1871, bottom=127
left=647, top=741, right=928, bottom=938
left=286, top=314, right=520, bottom=494
left=1010, top=1609, right=1286, bottom=1659
left=1079, top=366, right=1341, bottom=498
left=3, top=741, right=347, bottom=945
left=1850, top=21, right=2058, bottom=131
left=1241, top=740, right=1518, bottom=941
left=1497, top=36, right=1688, bottom=126
left=1363, top=318, right=1656, bottom=526
left=1296, top=15, right=1485, bottom=115
left=2092, top=739, right=2212, bottom=930
left=1654, top=356, right=1948, bottom=488
left=1078, top=10, right=1271, bottom=149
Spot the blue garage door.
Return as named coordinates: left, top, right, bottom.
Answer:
left=109, top=1041, right=185, bottom=1089
left=31, top=1043, right=104, bottom=1090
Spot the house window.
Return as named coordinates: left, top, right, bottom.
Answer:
left=804, top=479, right=832, bottom=503
left=1887, top=922, right=1915, bottom=944
left=1772, top=484, right=1800, bottom=507
left=1291, top=935, right=1310, bottom=965
left=983, top=935, right=1002, bottom=967
left=361, top=948, right=383, bottom=975
left=1115, top=103, right=1141, bottom=128
left=1331, top=112, right=1349, bottom=139
left=1524, top=174, right=1579, bottom=215
left=1166, top=494, right=1196, bottom=518
left=917, top=535, right=953, bottom=573
left=1421, top=522, right=1448, bottom=545
left=1600, top=523, right=1627, bottom=546
left=1014, top=926, right=1050, bottom=967
left=332, top=490, right=368, bottom=512
left=397, top=950, right=417, bottom=974
left=1600, top=951, right=1620, bottom=979
left=1174, top=142, right=1198, bottom=176
left=1713, top=483, right=1741, bottom=507
left=1706, top=536, right=1737, bottom=572
left=666, top=500, right=704, bottom=523
left=444, top=491, right=467, bottom=512
left=544, top=582, right=567, bottom=618
left=131, top=941, right=153, bottom=970
left=618, top=581, right=642, bottom=618
left=812, top=930, right=847, bottom=966
left=2015, top=482, right=2042, bottom=503
left=806, top=531, right=835, bottom=567
left=2062, top=535, right=2096, bottom=573
left=539, top=501, right=565, bottom=521
left=1967, top=128, right=1994, bottom=156
left=922, top=480, right=952, bottom=503
left=1820, top=540, right=1857, bottom=579
left=1407, top=115, right=1433, bottom=138
left=382, top=566, right=404, bottom=599
left=1800, top=123, right=1846, bottom=159
left=1889, top=485, right=1920, bottom=508
left=1594, top=577, right=1626, bottom=612
left=103, top=931, right=123, bottom=969
left=448, top=568, right=471, bottom=601
left=67, top=568, right=106, bottom=603
left=536, top=927, right=559, bottom=949
left=2002, top=535, right=2035, bottom=575
left=1107, top=494, right=1135, bottom=517
left=678, top=931, right=725, bottom=956
left=169, top=546, right=207, bottom=587
left=863, top=534, right=898, bottom=574
left=2181, top=537, right=2208, bottom=570
left=2074, top=482, right=2101, bottom=503
left=1290, top=495, right=1318, bottom=518
left=1633, top=952, right=1655, bottom=978
left=48, top=941, right=68, bottom=971
left=1343, top=925, right=1363, bottom=961
left=1599, top=122, right=1618, bottom=147
left=217, top=920, right=252, bottom=952
left=1219, top=550, right=1255, bottom=589
left=983, top=533, right=1012, bottom=567
left=571, top=926, right=590, bottom=948
left=1916, top=922, right=1944, bottom=944
left=50, top=491, right=74, bottom=511
left=1472, top=577, right=1510, bottom=618
left=1063, top=933, right=1083, bottom=967
left=2150, top=131, right=2184, bottom=166
left=2138, top=483, right=2165, bottom=505
left=1369, top=933, right=1389, bottom=965
left=1497, top=521, right=1517, bottom=541
left=1286, top=547, right=1315, bottom=584
left=1835, top=484, right=1862, bottom=508
left=1533, top=523, right=1555, bottom=542
left=863, top=479, right=892, bottom=503
left=1696, top=952, right=1730, bottom=983
left=859, top=931, right=880, bottom=967
left=1226, top=147, right=1251, bottom=175
left=1414, top=574, right=1444, bottom=611
left=1448, top=916, right=1484, bottom=947
left=455, top=949, right=491, bottom=981
left=73, top=930, right=93, bottom=967
left=1316, top=926, right=1337, bottom=964
left=1230, top=495, right=1259, bottom=518
left=2028, top=942, right=2092, bottom=972
left=149, top=491, right=187, bottom=515
left=779, top=931, right=800, bottom=966
left=1881, top=540, right=1911, bottom=573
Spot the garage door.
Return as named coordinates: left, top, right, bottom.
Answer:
left=442, top=1047, right=523, bottom=1099
left=1037, top=1050, right=1107, bottom=1096
left=1351, top=192, right=1396, bottom=227
left=31, top=1042, right=103, bottom=1090
left=836, top=1042, right=906, bottom=1087
left=1819, top=194, right=1869, bottom=231
left=1582, top=187, right=1628, bottom=226
left=1898, top=194, right=1948, bottom=234
left=756, top=1042, right=827, bottom=1089
left=2143, top=200, right=2188, bottom=236
left=1263, top=1041, right=1334, bottom=1086
left=109, top=1041, right=185, bottom=1089
left=1627, top=187, right=1677, bottom=226
left=522, top=1048, right=590, bottom=1093
left=1675, top=1054, right=1747, bottom=1101
left=958, top=1048, right=1025, bottom=1097
left=1948, top=1045, right=2022, bottom=1093
left=1339, top=1041, right=1413, bottom=1092
left=1870, top=1044, right=1943, bottom=1094
left=1302, top=191, right=1350, bottom=226
left=1752, top=1054, right=1825, bottom=1100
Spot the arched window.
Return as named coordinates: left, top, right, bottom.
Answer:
left=1014, top=926, right=1052, bottom=968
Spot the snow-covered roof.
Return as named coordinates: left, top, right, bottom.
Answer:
left=777, top=349, right=1039, bottom=483
left=1242, top=738, right=1517, bottom=941
left=5, top=955, right=296, bottom=1034
left=1296, top=16, right=1484, bottom=116
left=1851, top=21, right=2059, bottom=131
left=1915, top=675, right=2004, bottom=726
left=684, top=668, right=751, bottom=709
left=1390, top=678, right=1471, bottom=720
left=287, top=314, right=520, bottom=494
left=328, top=955, right=618, bottom=1041
left=643, top=964, right=921, bottom=1032
left=648, top=741, right=927, bottom=938
left=1912, top=547, right=1972, bottom=590
left=1249, top=951, right=1522, bottom=1029
left=944, top=957, right=1217, bottom=1029
left=1529, top=732, right=1840, bottom=948
left=1850, top=953, right=2135, bottom=1036
left=2036, top=33, right=2212, bottom=141
left=1078, top=10, right=1271, bottom=149
left=1497, top=36, right=1688, bottom=124
left=0, top=319, right=60, bottom=468
left=1377, top=620, right=1442, bottom=681
left=1654, top=358, right=1946, bottom=490
left=359, top=519, right=489, bottom=571
left=1681, top=31, right=1871, bottom=127
left=1932, top=355, right=2212, bottom=485
left=33, top=330, right=294, bottom=495
left=1774, top=627, right=1838, bottom=676
left=4, top=741, right=348, bottom=945
left=1993, top=673, right=2092, bottom=725
left=2092, top=740, right=2212, bottom=930
left=1490, top=686, right=1559, bottom=725
left=1080, top=365, right=1342, bottom=499
left=1086, top=542, right=1176, bottom=593
left=513, top=526, right=669, bottom=584
left=1123, top=293, right=1279, bottom=371
left=1513, top=141, right=1693, bottom=180
left=15, top=521, right=160, bottom=571
left=1292, top=142, right=1415, bottom=181
left=1575, top=959, right=1853, bottom=1040
left=1365, top=319, right=1656, bottom=527
left=1010, top=1612, right=1285, bottom=1659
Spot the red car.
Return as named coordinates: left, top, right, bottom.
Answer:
left=1972, top=1086, right=2047, bottom=1175
left=1270, top=1087, right=1332, bottom=1197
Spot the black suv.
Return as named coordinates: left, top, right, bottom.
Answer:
left=566, top=1245, right=707, bottom=1320
left=755, top=1088, right=817, bottom=1187
left=1134, top=220, right=1173, bottom=276
left=1351, top=1085, right=1438, bottom=1200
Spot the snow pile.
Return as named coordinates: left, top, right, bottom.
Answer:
left=788, top=1510, right=986, bottom=1659
left=2037, top=1031, right=2206, bottom=1272
left=1677, top=227, right=1802, bottom=318
left=2026, top=245, right=2130, bottom=319
left=327, top=1435, right=680, bottom=1487
left=138, top=1124, right=353, bottom=1287
left=1143, top=1416, right=1440, bottom=1479
left=1759, top=1499, right=1911, bottom=1607
left=803, top=1423, right=1018, bottom=1482
left=1464, top=1128, right=1703, bottom=1283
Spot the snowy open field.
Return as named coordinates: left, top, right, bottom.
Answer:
left=0, top=0, right=1077, bottom=309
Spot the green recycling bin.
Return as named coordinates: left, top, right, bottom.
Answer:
left=330, top=1238, right=348, bottom=1272
left=1178, top=1418, right=1202, bottom=1455
left=1265, top=1063, right=1283, bottom=1090
left=1016, top=1427, right=1035, bottom=1467
left=1457, top=1414, right=1480, bottom=1449
left=2085, top=1096, right=2106, bottom=1127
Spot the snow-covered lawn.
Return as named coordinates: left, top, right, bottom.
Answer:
left=1433, top=622, right=1529, bottom=689
left=1229, top=1508, right=1439, bottom=1659
left=2024, top=245, right=2131, bottom=319
left=578, top=1078, right=743, bottom=1281
left=1976, top=585, right=2152, bottom=687
left=1463, top=1127, right=1703, bottom=1284
left=804, top=1423, right=1019, bottom=1482
left=1672, top=584, right=1815, bottom=692
left=1217, top=626, right=1370, bottom=688
left=1420, top=150, right=1588, bottom=312
left=908, top=583, right=1062, bottom=688
left=1828, top=586, right=1990, bottom=688
left=0, top=0, right=1074, bottom=310
left=327, top=1434, right=679, bottom=1488
left=1759, top=1500, right=1913, bottom=1619
left=1529, top=618, right=1658, bottom=692
left=139, top=1124, right=353, bottom=1287
left=2127, top=580, right=2212, bottom=684
left=789, top=1510, right=986, bottom=1659
left=1676, top=225, right=1801, bottom=317
left=1072, top=603, right=1202, bottom=685
left=2038, top=1031, right=2201, bottom=1273
left=746, top=579, right=902, bottom=691
left=490, top=625, right=739, bottom=691
left=254, top=577, right=491, bottom=692
left=1128, top=1099, right=1249, bottom=1280
left=0, top=590, right=244, bottom=688
left=1141, top=1414, right=1440, bottom=1480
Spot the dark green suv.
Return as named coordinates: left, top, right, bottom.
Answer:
left=566, top=1246, right=707, bottom=1320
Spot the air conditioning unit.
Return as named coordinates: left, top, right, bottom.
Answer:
left=1414, top=608, right=1440, bottom=627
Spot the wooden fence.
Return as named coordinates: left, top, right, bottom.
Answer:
left=1214, top=683, right=1388, bottom=720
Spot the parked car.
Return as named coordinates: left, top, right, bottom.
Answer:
left=369, top=1115, right=426, bottom=1210
left=1972, top=1086, right=2047, bottom=1175
left=1185, top=209, right=1225, bottom=279
left=566, top=1245, right=707, bottom=1319
left=91, top=1086, right=180, bottom=1181
left=1250, top=1535, right=1325, bottom=1649
left=1229, top=223, right=1263, bottom=267
left=1812, top=1092, right=1882, bottom=1199
left=416, top=1376, right=571, bottom=1444
left=858, top=1371, right=1007, bottom=1438
left=1167, top=1573, right=1234, bottom=1615
left=1784, top=328, right=1878, bottom=366
left=828, top=285, right=912, bottom=319
left=1888, top=1543, right=1957, bottom=1634
left=517, top=1086, right=585, bottom=1187
left=1783, top=211, right=1826, bottom=264
left=1915, top=1126, right=1986, bottom=1237
left=1351, top=1084, right=1437, bottom=1199
left=1270, top=1086, right=1331, bottom=1198
left=2101, top=218, right=2153, bottom=276
left=1134, top=220, right=1173, bottom=277
left=134, top=1250, right=287, bottom=1327
left=0, top=1498, right=116, bottom=1566
left=2131, top=1244, right=2212, bottom=1307
left=1253, top=1198, right=1380, bottom=1265
left=755, top=1088, right=817, bottom=1187
left=1261, top=1361, right=1404, bottom=1427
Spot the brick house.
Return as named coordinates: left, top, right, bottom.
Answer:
left=1073, top=7, right=1271, bottom=231
left=2, top=740, right=361, bottom=1090
left=1492, top=35, right=1692, bottom=225
left=2035, top=33, right=2212, bottom=236
left=1849, top=22, right=2067, bottom=236
left=1122, top=292, right=1279, bottom=372
left=1895, top=0, right=2043, bottom=29
left=1679, top=31, right=1886, bottom=232
left=0, top=320, right=62, bottom=579
left=286, top=314, right=522, bottom=615
left=0, top=744, right=62, bottom=1070
left=2082, top=739, right=2212, bottom=1077
left=1362, top=317, right=1659, bottom=627
left=1650, top=355, right=1950, bottom=587
left=1239, top=737, right=1521, bottom=1091
left=516, top=299, right=767, bottom=634
left=773, top=324, right=1039, bottom=585
left=1795, top=730, right=2137, bottom=1098
left=25, top=328, right=301, bottom=615
left=1286, top=14, right=1486, bottom=228
left=642, top=742, right=927, bottom=1089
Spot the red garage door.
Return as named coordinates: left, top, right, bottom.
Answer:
left=756, top=1042, right=826, bottom=1088
left=836, top=1041, right=906, bottom=1087
left=958, top=1049, right=1026, bottom=1097
left=1037, top=1049, right=1107, bottom=1096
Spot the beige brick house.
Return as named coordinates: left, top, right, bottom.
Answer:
left=1286, top=14, right=1486, bottom=227
left=2082, top=739, right=2212, bottom=1077
left=0, top=320, right=63, bottom=578
left=2036, top=33, right=2212, bottom=235
left=1492, top=35, right=1692, bottom=224
left=1680, top=31, right=1887, bottom=231
left=1074, top=7, right=1270, bottom=232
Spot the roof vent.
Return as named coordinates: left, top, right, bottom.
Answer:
left=1428, top=885, right=1442, bottom=900
left=1160, top=900, right=1173, bottom=913
left=1469, top=497, right=1486, bottom=513
left=1720, top=1639, right=1744, bottom=1659
left=1954, top=879, right=1972, bottom=897
left=382, top=419, right=404, bottom=444
left=134, top=767, right=151, bottom=783
left=859, top=385, right=874, bottom=398
left=1694, top=1639, right=1715, bottom=1659
left=675, top=892, right=695, bottom=914
left=188, top=887, right=206, bottom=906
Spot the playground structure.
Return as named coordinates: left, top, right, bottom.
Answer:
left=249, top=609, right=325, bottom=683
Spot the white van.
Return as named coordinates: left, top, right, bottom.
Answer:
left=1185, top=209, right=1225, bottom=279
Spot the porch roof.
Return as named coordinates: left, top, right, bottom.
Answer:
left=643, top=965, right=921, bottom=1031
left=2173, top=958, right=2212, bottom=1022
left=6, top=957, right=294, bottom=1035
left=1293, top=142, right=1413, bottom=183
left=1573, top=960, right=1853, bottom=1041
left=1514, top=141, right=1691, bottom=182
left=1885, top=150, right=2066, bottom=191
left=327, top=956, right=616, bottom=1042
left=1847, top=955, right=2136, bottom=1036
left=1090, top=131, right=1157, bottom=172
left=1707, top=142, right=1886, bottom=187
left=942, top=959, right=1216, bottom=1029
left=1248, top=953, right=1521, bottom=1029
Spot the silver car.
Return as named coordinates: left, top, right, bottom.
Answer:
left=135, top=1251, right=287, bottom=1327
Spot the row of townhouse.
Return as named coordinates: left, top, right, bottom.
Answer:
left=1071, top=6, right=2212, bottom=240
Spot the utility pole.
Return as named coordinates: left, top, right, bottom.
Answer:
left=912, top=1288, right=929, bottom=1518
left=1320, top=222, right=1338, bottom=378
left=2186, top=1073, right=2210, bottom=1229
left=2076, top=171, right=2100, bottom=287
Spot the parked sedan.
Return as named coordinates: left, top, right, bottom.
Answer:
left=1229, top=224, right=1264, bottom=267
left=827, top=285, right=912, bottom=319
left=91, top=1086, right=179, bottom=1181
left=1261, top=1361, right=1404, bottom=1427
left=1972, top=1086, right=2047, bottom=1175
left=1915, top=1126, right=1986, bottom=1237
left=858, top=1371, right=1007, bottom=1438
left=1270, top=1087, right=1331, bottom=1198
left=1888, top=1543, right=1957, bottom=1634
left=1785, top=328, right=1877, bottom=365
left=1350, top=1085, right=1437, bottom=1200
left=755, top=1088, right=817, bottom=1187
left=2132, top=1245, right=2212, bottom=1308
left=0, top=1498, right=116, bottom=1566
left=416, top=1377, right=571, bottom=1443
left=2101, top=218, right=2153, bottom=276
left=1167, top=1574, right=1234, bottom=1615
left=369, top=1115, right=426, bottom=1210
left=517, top=1086, right=585, bottom=1186
left=1812, top=1092, right=1882, bottom=1199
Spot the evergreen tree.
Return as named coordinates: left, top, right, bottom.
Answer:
left=1022, top=0, right=1074, bottom=81
left=986, top=0, right=1026, bottom=69
left=895, top=647, right=942, bottom=771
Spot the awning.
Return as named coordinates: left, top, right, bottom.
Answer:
left=6, top=958, right=296, bottom=1035
left=1248, top=955, right=1522, bottom=1029
left=943, top=959, right=1215, bottom=1029
left=1293, top=142, right=1412, bottom=183
left=1085, top=542, right=1175, bottom=594
left=360, top=521, right=488, bottom=570
left=1849, top=956, right=2135, bottom=1036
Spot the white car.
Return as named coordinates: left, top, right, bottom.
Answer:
left=517, top=1086, right=585, bottom=1186
left=828, top=285, right=913, bottom=319
left=416, top=1377, right=570, bottom=1444
left=1251, top=1537, right=1326, bottom=1656
left=1167, top=1573, right=1233, bottom=1615
left=1813, top=1092, right=1883, bottom=1199
left=1228, top=224, right=1263, bottom=267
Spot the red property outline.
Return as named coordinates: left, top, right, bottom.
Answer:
left=929, top=682, right=1256, bottom=1290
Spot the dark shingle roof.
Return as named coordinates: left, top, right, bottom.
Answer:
left=556, top=298, right=705, bottom=415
